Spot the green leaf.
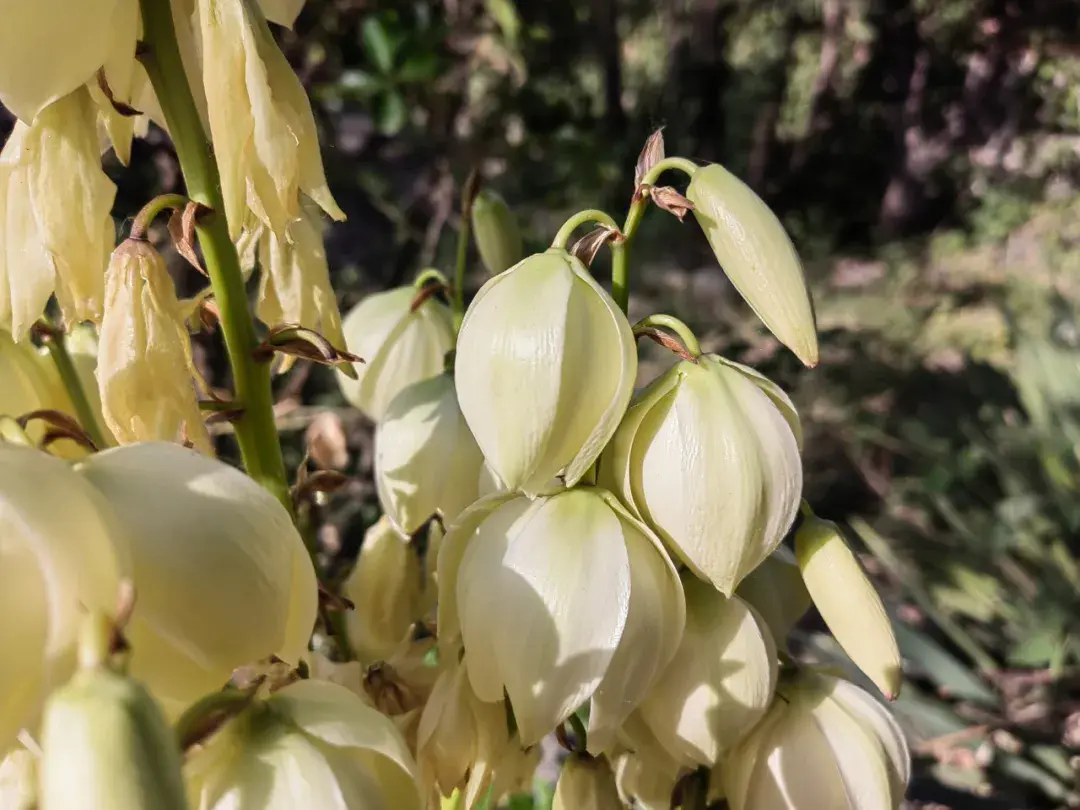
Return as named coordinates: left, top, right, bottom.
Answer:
left=398, top=53, right=440, bottom=83
left=375, top=92, right=408, bottom=135
left=362, top=17, right=395, bottom=74
left=338, top=70, right=384, bottom=97
left=894, top=623, right=999, bottom=706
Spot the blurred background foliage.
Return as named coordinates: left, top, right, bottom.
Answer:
left=14, top=0, right=1080, bottom=806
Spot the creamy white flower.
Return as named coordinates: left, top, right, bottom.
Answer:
left=0, top=746, right=37, bottom=810
left=600, top=355, right=802, bottom=595
left=612, top=750, right=682, bottom=810
left=344, top=517, right=423, bottom=665
left=375, top=373, right=484, bottom=535
left=686, top=163, right=818, bottom=367
left=337, top=285, right=455, bottom=422
left=186, top=679, right=422, bottom=810
left=553, top=754, right=622, bottom=810
left=638, top=576, right=777, bottom=767
left=723, top=671, right=911, bottom=810
left=796, top=514, right=901, bottom=699
left=0, top=445, right=127, bottom=751
left=32, top=325, right=112, bottom=458
left=470, top=189, right=523, bottom=276
left=735, top=547, right=811, bottom=652
left=455, top=249, right=636, bottom=496
left=438, top=487, right=685, bottom=751
left=75, top=442, right=317, bottom=715
left=0, top=331, right=57, bottom=435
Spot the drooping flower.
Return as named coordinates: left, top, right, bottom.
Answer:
left=600, top=355, right=802, bottom=595
left=438, top=487, right=685, bottom=751
left=735, top=547, right=811, bottom=652
left=455, top=249, right=636, bottom=496
left=75, top=442, right=317, bottom=715
left=337, top=285, right=455, bottom=422
left=185, top=679, right=422, bottom=810
left=686, top=163, right=818, bottom=367
left=611, top=749, right=681, bottom=810
left=0, top=745, right=36, bottom=810
left=471, top=189, right=523, bottom=276
left=375, top=373, right=484, bottom=535
left=722, top=670, right=910, bottom=810
left=552, top=754, right=622, bottom=810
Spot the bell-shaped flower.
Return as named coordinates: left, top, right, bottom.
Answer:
left=637, top=575, right=777, bottom=767
left=723, top=670, right=911, bottom=810
left=0, top=745, right=36, bottom=810
left=240, top=203, right=346, bottom=352
left=612, top=749, right=682, bottom=810
left=735, top=547, right=811, bottom=652
left=39, top=614, right=188, bottom=810
left=0, top=89, right=116, bottom=338
left=96, top=239, right=212, bottom=454
left=0, top=0, right=136, bottom=123
left=337, top=285, right=455, bottom=422
left=0, top=444, right=127, bottom=751
left=438, top=487, right=685, bottom=751
left=375, top=373, right=484, bottom=535
left=186, top=679, right=422, bottom=810
left=553, top=754, right=622, bottom=810
left=344, top=517, right=424, bottom=665
left=455, top=249, right=636, bottom=495
left=796, top=514, right=901, bottom=699
left=471, top=189, right=523, bottom=276
left=686, top=164, right=818, bottom=367
left=196, top=0, right=344, bottom=239
left=600, top=355, right=802, bottom=595
left=74, top=442, right=317, bottom=715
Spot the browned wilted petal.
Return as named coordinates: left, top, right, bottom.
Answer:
left=650, top=186, right=695, bottom=221
left=571, top=225, right=621, bottom=267
left=635, top=128, right=666, bottom=189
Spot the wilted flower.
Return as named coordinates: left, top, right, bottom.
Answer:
left=337, top=285, right=455, bottom=421
left=735, top=547, right=811, bottom=651
left=455, top=249, right=636, bottom=495
left=39, top=614, right=188, bottom=810
left=186, top=679, right=421, bottom=810
left=0, top=746, right=37, bottom=810
left=375, top=373, right=484, bottom=535
left=196, top=0, right=344, bottom=238
left=471, top=189, right=524, bottom=276
left=795, top=514, right=901, bottom=699
left=600, top=355, right=802, bottom=595
left=723, top=670, right=910, bottom=810
left=344, top=517, right=424, bottom=665
left=75, top=442, right=318, bottom=714
left=0, top=445, right=126, bottom=751
left=553, top=754, right=622, bottom=810
left=686, top=164, right=818, bottom=367
left=637, top=575, right=777, bottom=766
left=97, top=239, right=212, bottom=454
left=0, top=88, right=116, bottom=338
left=438, top=487, right=685, bottom=750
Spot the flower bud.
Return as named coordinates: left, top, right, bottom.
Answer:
left=735, top=547, right=811, bottom=651
left=0, top=88, right=116, bottom=338
left=723, top=670, right=910, bottom=810
left=600, top=355, right=802, bottom=596
left=455, top=249, right=637, bottom=495
left=375, top=373, right=484, bottom=534
left=795, top=515, right=901, bottom=699
left=337, top=286, right=455, bottom=422
left=612, top=751, right=680, bottom=810
left=39, top=615, right=188, bottom=810
left=344, top=517, right=424, bottom=665
left=197, top=0, right=344, bottom=239
left=97, top=239, right=212, bottom=454
left=75, top=442, right=318, bottom=714
left=438, top=487, right=685, bottom=750
left=553, top=755, right=622, bottom=810
left=186, top=679, right=421, bottom=810
left=471, top=189, right=524, bottom=276
left=686, top=164, right=818, bottom=367
left=0, top=445, right=127, bottom=751
left=638, top=576, right=777, bottom=766
left=0, top=746, right=37, bottom=810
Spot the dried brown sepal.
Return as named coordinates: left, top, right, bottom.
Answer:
left=253, top=323, right=363, bottom=372
left=167, top=202, right=211, bottom=277
left=461, top=166, right=482, bottom=215
left=571, top=225, right=622, bottom=267
left=317, top=581, right=356, bottom=613
left=201, top=406, right=246, bottom=426
left=178, top=681, right=263, bottom=753
left=95, top=67, right=143, bottom=117
left=17, top=408, right=99, bottom=451
left=364, top=662, right=421, bottom=715
left=292, top=469, right=351, bottom=508
left=633, top=326, right=699, bottom=364
left=650, top=186, right=696, bottom=221
left=635, top=128, right=666, bottom=189
left=410, top=281, right=449, bottom=313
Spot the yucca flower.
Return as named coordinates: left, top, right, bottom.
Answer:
left=0, top=745, right=37, bottom=810
left=553, top=754, right=622, bottom=810
left=612, top=750, right=681, bottom=810
left=735, top=547, right=811, bottom=652
left=471, top=189, right=523, bottom=276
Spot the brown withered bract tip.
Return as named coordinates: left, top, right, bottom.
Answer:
left=650, top=186, right=695, bottom=221
left=571, top=225, right=621, bottom=267
left=635, top=128, right=666, bottom=189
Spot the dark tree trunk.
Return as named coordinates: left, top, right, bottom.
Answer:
left=594, top=0, right=625, bottom=131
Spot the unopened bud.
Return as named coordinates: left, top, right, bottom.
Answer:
left=735, top=547, right=811, bottom=651
left=471, top=189, right=524, bottom=276
left=553, top=755, right=622, bottom=810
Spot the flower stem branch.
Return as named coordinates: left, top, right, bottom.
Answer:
left=632, top=314, right=702, bottom=360
left=452, top=171, right=482, bottom=331
left=130, top=193, right=190, bottom=240
left=551, top=209, right=621, bottom=251
left=35, top=323, right=110, bottom=450
left=612, top=157, right=699, bottom=313
left=139, top=0, right=291, bottom=513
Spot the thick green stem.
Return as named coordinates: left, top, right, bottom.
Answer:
left=140, top=0, right=291, bottom=513
left=452, top=211, right=470, bottom=332
left=40, top=329, right=110, bottom=449
left=551, top=209, right=620, bottom=251
left=612, top=157, right=699, bottom=313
